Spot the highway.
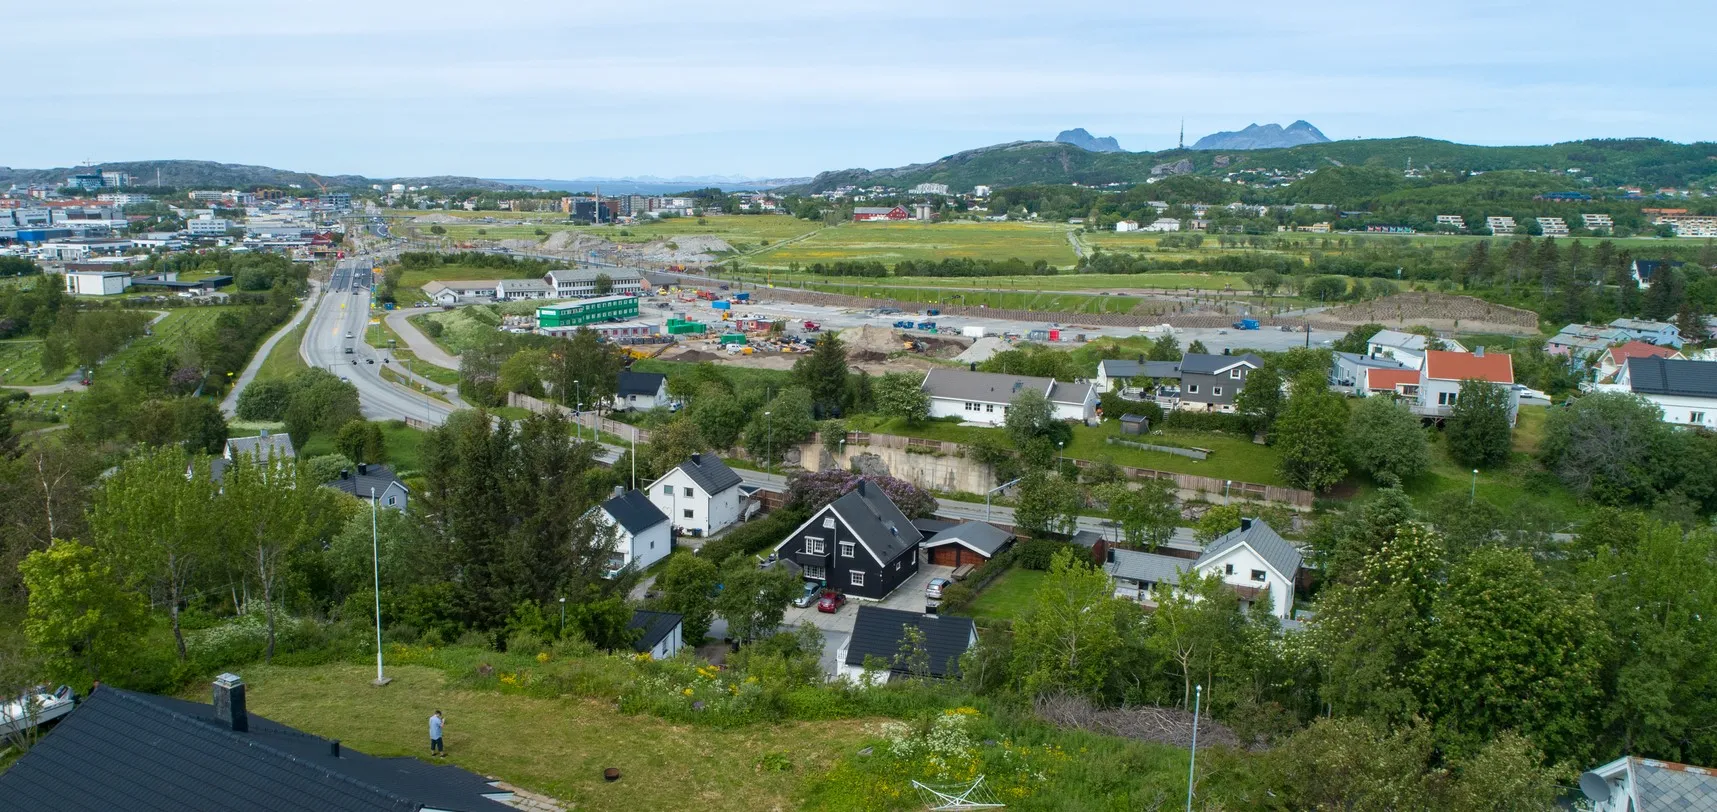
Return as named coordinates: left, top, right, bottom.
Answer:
left=304, top=257, right=456, bottom=425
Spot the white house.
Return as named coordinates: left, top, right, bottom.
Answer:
left=1114, top=220, right=1140, bottom=232
left=1330, top=352, right=1413, bottom=397
left=628, top=610, right=685, bottom=659
left=1141, top=217, right=1182, bottom=232
left=1365, top=329, right=1468, bottom=370
left=591, top=488, right=672, bottom=576
left=1608, top=356, right=1717, bottom=429
left=918, top=368, right=1096, bottom=427
left=543, top=267, right=646, bottom=298
left=1578, top=755, right=1717, bottom=812
left=420, top=280, right=497, bottom=305
left=646, top=453, right=744, bottom=537
left=1416, top=349, right=1519, bottom=422
left=64, top=270, right=131, bottom=296
left=1104, top=517, right=1302, bottom=619
left=612, top=371, right=670, bottom=412
left=493, top=278, right=552, bottom=300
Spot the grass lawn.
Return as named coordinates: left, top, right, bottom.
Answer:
left=0, top=340, right=72, bottom=386
left=254, top=320, right=309, bottom=384
left=576, top=214, right=822, bottom=249
left=223, top=662, right=874, bottom=812
left=963, top=567, right=1046, bottom=622
left=108, top=306, right=244, bottom=368
left=770, top=271, right=1250, bottom=295
left=1400, top=404, right=1585, bottom=520
left=299, top=421, right=430, bottom=476
left=752, top=221, right=1078, bottom=269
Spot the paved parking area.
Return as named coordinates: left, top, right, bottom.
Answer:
left=777, top=563, right=955, bottom=679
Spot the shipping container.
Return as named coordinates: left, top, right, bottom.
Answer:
left=711, top=300, right=731, bottom=310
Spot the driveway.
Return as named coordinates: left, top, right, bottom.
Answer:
left=778, top=562, right=955, bottom=679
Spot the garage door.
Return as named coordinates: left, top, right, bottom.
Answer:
left=929, top=546, right=962, bottom=567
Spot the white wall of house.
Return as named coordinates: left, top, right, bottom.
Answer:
left=1198, top=545, right=1294, bottom=619
left=646, top=621, right=684, bottom=660
left=1053, top=397, right=1096, bottom=423
left=1636, top=392, right=1717, bottom=429
left=612, top=383, right=670, bottom=412
left=1417, top=376, right=1521, bottom=421
left=1366, top=342, right=1426, bottom=370
left=927, top=396, right=1008, bottom=426
left=646, top=468, right=742, bottom=536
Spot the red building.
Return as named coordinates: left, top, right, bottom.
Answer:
left=853, top=206, right=909, bottom=222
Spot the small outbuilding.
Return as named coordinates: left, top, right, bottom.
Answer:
left=921, top=520, right=1013, bottom=568
left=1120, top=413, right=1150, bottom=435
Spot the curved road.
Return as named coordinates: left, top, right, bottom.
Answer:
left=384, top=307, right=460, bottom=370
left=306, top=258, right=458, bottom=424
left=221, top=281, right=321, bottom=415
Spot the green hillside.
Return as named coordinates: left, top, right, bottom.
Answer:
left=790, top=137, right=1717, bottom=193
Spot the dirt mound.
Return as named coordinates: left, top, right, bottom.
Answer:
left=659, top=347, right=725, bottom=363
left=838, top=324, right=907, bottom=355
left=953, top=336, right=1008, bottom=364
left=410, top=213, right=463, bottom=224
left=1316, top=293, right=1538, bottom=334
left=540, top=231, right=577, bottom=251
left=496, top=238, right=537, bottom=250
left=627, top=235, right=734, bottom=264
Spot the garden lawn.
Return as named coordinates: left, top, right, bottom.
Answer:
left=1400, top=404, right=1585, bottom=519
left=1067, top=421, right=1286, bottom=486
left=962, top=567, right=1046, bottom=622
left=753, top=221, right=1078, bottom=268
left=298, top=421, right=429, bottom=476
left=218, top=662, right=875, bottom=812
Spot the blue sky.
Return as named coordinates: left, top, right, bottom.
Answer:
left=12, top=1, right=1714, bottom=180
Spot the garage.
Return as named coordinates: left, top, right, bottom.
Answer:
left=922, top=521, right=1013, bottom=569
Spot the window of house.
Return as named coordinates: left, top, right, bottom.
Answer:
left=1439, top=391, right=1458, bottom=406
left=822, top=517, right=835, bottom=529
left=850, top=571, right=865, bottom=587
left=1188, top=384, right=1199, bottom=394
left=1231, top=368, right=1243, bottom=378
left=1251, top=569, right=1267, bottom=582
left=985, top=404, right=994, bottom=413
left=803, top=565, right=825, bottom=581
left=386, top=496, right=396, bottom=506
left=839, top=541, right=855, bottom=558
left=662, top=485, right=672, bottom=496
left=1224, top=563, right=1234, bottom=575
left=806, top=538, right=825, bottom=555
left=682, top=509, right=693, bottom=519
left=1213, top=386, right=1223, bottom=397
left=1694, top=411, right=1707, bottom=424
left=683, top=487, right=693, bottom=497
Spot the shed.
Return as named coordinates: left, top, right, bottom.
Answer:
left=1120, top=413, right=1150, bottom=435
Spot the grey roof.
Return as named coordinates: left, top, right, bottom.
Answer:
left=919, top=368, right=1093, bottom=407
left=1334, top=351, right=1409, bottom=370
left=853, top=206, right=901, bottom=215
left=1367, top=329, right=1430, bottom=351
left=227, top=432, right=296, bottom=460
left=844, top=606, right=975, bottom=678
left=323, top=464, right=407, bottom=499
left=1612, top=317, right=1677, bottom=333
left=1177, top=352, right=1263, bottom=375
left=616, top=371, right=666, bottom=397
left=601, top=489, right=669, bottom=535
left=628, top=610, right=682, bottom=652
left=545, top=267, right=643, bottom=284
left=672, top=453, right=742, bottom=495
left=1196, top=518, right=1303, bottom=579
left=1100, top=359, right=1180, bottom=379
left=0, top=685, right=512, bottom=812
left=830, top=481, right=924, bottom=564
left=922, top=521, right=1013, bottom=557
left=1627, top=357, right=1717, bottom=398
left=1630, top=757, right=1717, bottom=812
left=1104, top=548, right=1195, bottom=586
left=495, top=278, right=551, bottom=291
left=911, top=517, right=958, bottom=535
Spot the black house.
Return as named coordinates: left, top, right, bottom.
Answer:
left=772, top=480, right=923, bottom=600
left=0, top=673, right=516, bottom=811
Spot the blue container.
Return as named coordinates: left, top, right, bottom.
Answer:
left=712, top=301, right=731, bottom=310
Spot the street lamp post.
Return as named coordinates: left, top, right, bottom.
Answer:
left=985, top=477, right=1023, bottom=523
left=764, top=411, right=773, bottom=469
left=1186, top=684, right=1202, bottom=812
left=1470, top=469, right=1479, bottom=501
left=558, top=597, right=566, bottom=637
left=574, top=379, right=583, bottom=440
left=370, top=487, right=389, bottom=686
left=1224, top=480, right=1232, bottom=502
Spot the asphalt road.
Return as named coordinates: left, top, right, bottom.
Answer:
left=304, top=257, right=457, bottom=424
left=221, top=281, right=321, bottom=416
left=384, top=307, right=461, bottom=370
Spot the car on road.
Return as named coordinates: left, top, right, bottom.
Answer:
left=816, top=591, right=846, bottom=613
left=792, top=582, right=821, bottom=608
left=343, top=346, right=354, bottom=354
left=345, top=332, right=354, bottom=339
left=926, top=578, right=951, bottom=600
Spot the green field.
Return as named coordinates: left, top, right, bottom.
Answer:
left=750, top=221, right=1079, bottom=268
left=298, top=420, right=429, bottom=476
left=577, top=214, right=822, bottom=250
left=107, top=307, right=240, bottom=368
left=963, top=567, right=1047, bottom=622
left=254, top=320, right=309, bottom=384
left=0, top=340, right=71, bottom=386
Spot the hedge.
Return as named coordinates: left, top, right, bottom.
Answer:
left=695, top=507, right=809, bottom=565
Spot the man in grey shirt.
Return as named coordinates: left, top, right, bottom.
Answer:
left=429, top=710, right=444, bottom=757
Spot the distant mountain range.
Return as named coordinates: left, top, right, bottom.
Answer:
left=494, top=176, right=810, bottom=194
left=1192, top=121, right=1331, bottom=151
left=0, top=160, right=514, bottom=191
left=1054, top=129, right=1123, bottom=153
left=784, top=136, right=1717, bottom=193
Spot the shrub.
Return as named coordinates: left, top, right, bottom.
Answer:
left=697, top=508, right=807, bottom=565
left=1017, top=538, right=1079, bottom=570
left=1161, top=410, right=1251, bottom=433
left=456, top=629, right=495, bottom=650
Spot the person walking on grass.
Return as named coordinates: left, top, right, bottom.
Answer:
left=429, top=710, right=444, bottom=757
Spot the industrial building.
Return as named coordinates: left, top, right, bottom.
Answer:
left=536, top=294, right=640, bottom=329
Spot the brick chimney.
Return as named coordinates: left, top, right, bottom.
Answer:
left=213, top=673, right=247, bottom=732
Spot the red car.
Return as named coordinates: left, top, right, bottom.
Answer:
left=816, top=592, right=846, bottom=613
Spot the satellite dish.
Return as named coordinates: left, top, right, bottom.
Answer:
left=1579, top=771, right=1613, bottom=803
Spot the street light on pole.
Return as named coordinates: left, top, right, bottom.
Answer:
left=986, top=477, right=1023, bottom=523
left=370, top=487, right=389, bottom=686
left=1470, top=469, right=1479, bottom=501
left=558, top=597, right=566, bottom=637
left=574, top=379, right=583, bottom=440
left=1186, top=684, right=1202, bottom=812
left=764, top=411, right=773, bottom=469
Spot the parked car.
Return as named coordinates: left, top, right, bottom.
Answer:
left=816, top=591, right=846, bottom=613
left=925, top=578, right=951, bottom=600
left=793, top=582, right=821, bottom=608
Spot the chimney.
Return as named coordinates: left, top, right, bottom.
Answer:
left=856, top=479, right=868, bottom=497
left=612, top=484, right=625, bottom=499
left=339, top=469, right=349, bottom=480
left=357, top=463, right=368, bottom=475
left=259, top=428, right=269, bottom=439
left=1105, top=546, right=1115, bottom=564
left=1239, top=517, right=1253, bottom=532
left=690, top=452, right=701, bottom=466
left=213, top=673, right=247, bottom=732
left=1475, top=346, right=1485, bottom=357
left=330, top=740, right=341, bottom=758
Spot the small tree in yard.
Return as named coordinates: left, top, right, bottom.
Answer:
left=1346, top=396, right=1430, bottom=486
left=1447, top=379, right=1513, bottom=468
left=1014, top=471, right=1081, bottom=538
left=20, top=540, right=148, bottom=687
left=1011, top=550, right=1123, bottom=697
left=873, top=372, right=930, bottom=424
left=1097, top=480, right=1177, bottom=550
left=1275, top=372, right=1349, bottom=491
left=656, top=553, right=719, bottom=643
left=1004, top=388, right=1057, bottom=447
left=714, top=557, right=799, bottom=643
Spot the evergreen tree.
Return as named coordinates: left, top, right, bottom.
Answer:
left=793, top=333, right=850, bottom=416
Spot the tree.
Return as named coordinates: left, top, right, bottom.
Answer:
left=1331, top=323, right=1387, bottom=355
left=334, top=419, right=386, bottom=465
left=639, top=417, right=706, bottom=486
left=1185, top=339, right=1209, bottom=355
left=235, top=377, right=293, bottom=421
left=88, top=447, right=218, bottom=661
left=792, top=333, right=849, bottom=416
left=657, top=553, right=719, bottom=644
left=20, top=540, right=147, bottom=688
left=1146, top=570, right=1244, bottom=709
left=687, top=381, right=750, bottom=450
left=1234, top=363, right=1284, bottom=436
left=545, top=329, right=625, bottom=411
left=221, top=455, right=341, bottom=662
left=1194, top=503, right=1241, bottom=543
left=873, top=371, right=930, bottom=424
left=1315, top=522, right=1445, bottom=724
left=591, top=273, right=613, bottom=295
left=1446, top=380, right=1513, bottom=468
left=743, top=388, right=816, bottom=466
left=1004, top=388, right=1064, bottom=450
left=1419, top=547, right=1602, bottom=762
left=1097, top=481, right=1177, bottom=550
left=172, top=397, right=229, bottom=455
left=714, top=556, right=798, bottom=643
left=1539, top=392, right=1672, bottom=504
left=1346, top=396, right=1430, bottom=485
left=1146, top=333, right=1181, bottom=361
left=1275, top=372, right=1348, bottom=491
left=1010, top=550, right=1123, bottom=696
left=1013, top=471, right=1081, bottom=538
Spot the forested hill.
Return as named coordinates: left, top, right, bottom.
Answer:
left=787, top=137, right=1717, bottom=194
left=0, top=160, right=516, bottom=191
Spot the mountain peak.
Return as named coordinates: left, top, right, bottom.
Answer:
left=1191, top=120, right=1331, bottom=151
left=1054, top=128, right=1123, bottom=153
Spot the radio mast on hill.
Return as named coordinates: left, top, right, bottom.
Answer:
left=1178, top=119, right=1185, bottom=150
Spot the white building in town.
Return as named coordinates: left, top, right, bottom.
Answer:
left=646, top=453, right=744, bottom=537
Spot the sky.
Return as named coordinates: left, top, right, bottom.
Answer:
left=11, top=1, right=1715, bottom=181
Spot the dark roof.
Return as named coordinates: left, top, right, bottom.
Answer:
left=829, top=481, right=924, bottom=563
left=1105, top=548, right=1194, bottom=586
left=911, top=517, right=958, bottom=535
left=1196, top=518, right=1303, bottom=579
left=845, top=606, right=976, bottom=678
left=1178, top=352, right=1263, bottom=375
left=0, top=685, right=512, bottom=812
left=1098, top=359, right=1184, bottom=380
left=323, top=464, right=408, bottom=499
left=923, top=521, right=1013, bottom=557
left=1120, top=413, right=1149, bottom=424
left=601, top=489, right=669, bottom=535
left=628, top=610, right=682, bottom=652
left=616, top=371, right=666, bottom=397
left=672, top=453, right=742, bottom=495
left=1627, top=357, right=1717, bottom=398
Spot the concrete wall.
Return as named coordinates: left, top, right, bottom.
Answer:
left=796, top=442, right=996, bottom=496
